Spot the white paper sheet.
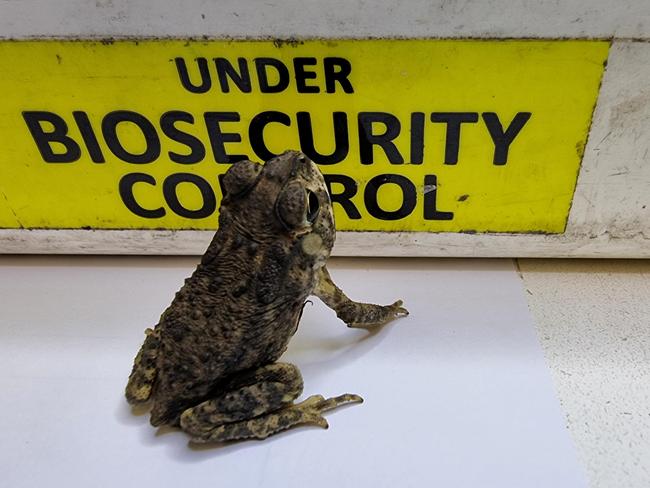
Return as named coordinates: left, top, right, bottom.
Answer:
left=0, top=256, right=587, bottom=488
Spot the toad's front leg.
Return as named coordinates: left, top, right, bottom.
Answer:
left=179, top=362, right=362, bottom=443
left=314, top=266, right=409, bottom=329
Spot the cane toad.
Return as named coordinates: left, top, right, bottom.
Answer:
left=125, top=150, right=408, bottom=442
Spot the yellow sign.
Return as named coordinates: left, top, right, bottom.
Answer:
left=0, top=40, right=608, bottom=232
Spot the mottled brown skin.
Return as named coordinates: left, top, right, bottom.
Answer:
left=125, top=151, right=408, bottom=443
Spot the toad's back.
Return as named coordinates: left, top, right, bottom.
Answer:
left=148, top=223, right=316, bottom=425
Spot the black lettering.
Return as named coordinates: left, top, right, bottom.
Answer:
left=430, top=112, right=479, bottom=165
left=423, top=175, right=453, bottom=220
left=410, top=112, right=425, bottom=165
left=163, top=173, right=216, bottom=219
left=22, top=111, right=81, bottom=163
left=102, top=111, right=160, bottom=164
left=174, top=57, right=212, bottom=94
left=358, top=112, right=404, bottom=165
left=204, top=112, right=248, bottom=163
left=297, top=112, right=349, bottom=164
left=119, top=173, right=165, bottom=218
left=72, top=111, right=105, bottom=163
left=160, top=111, right=205, bottom=164
left=214, top=57, right=252, bottom=93
left=324, top=58, right=353, bottom=93
left=364, top=174, right=415, bottom=220
left=323, top=174, right=361, bottom=219
left=249, top=111, right=291, bottom=160
left=255, top=58, right=290, bottom=93
left=482, top=112, right=531, bottom=165
left=293, top=57, right=319, bottom=93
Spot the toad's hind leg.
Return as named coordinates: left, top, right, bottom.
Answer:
left=125, top=328, right=160, bottom=405
left=179, top=362, right=362, bottom=443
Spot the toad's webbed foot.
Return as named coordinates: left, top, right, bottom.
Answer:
left=314, top=266, right=409, bottom=329
left=288, top=393, right=364, bottom=429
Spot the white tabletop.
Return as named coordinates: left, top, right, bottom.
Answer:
left=0, top=256, right=586, bottom=488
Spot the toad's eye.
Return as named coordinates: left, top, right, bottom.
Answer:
left=306, top=190, right=320, bottom=224
left=277, top=181, right=307, bottom=229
